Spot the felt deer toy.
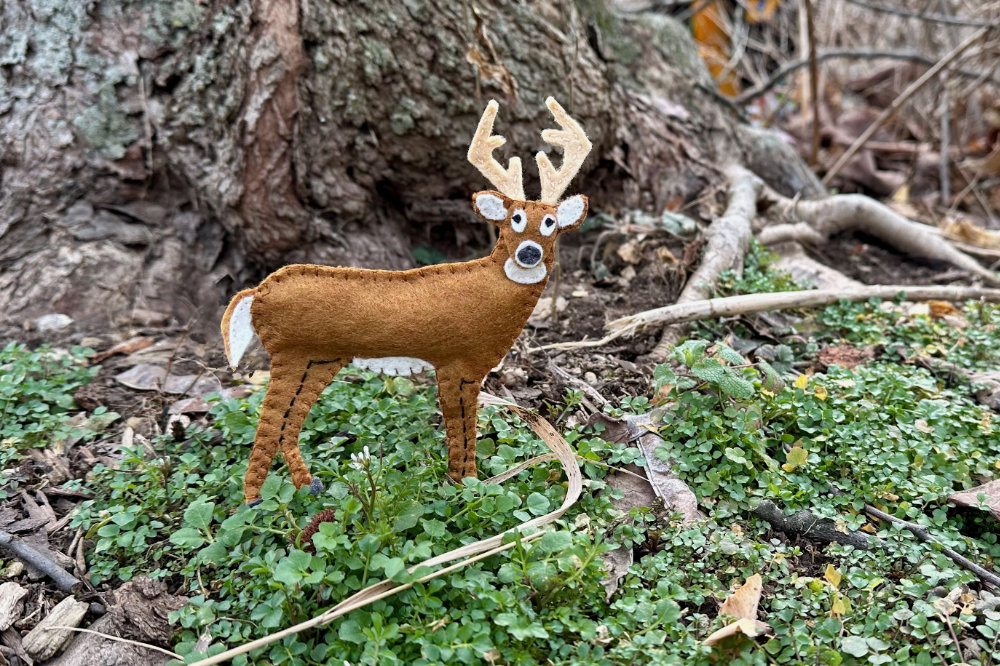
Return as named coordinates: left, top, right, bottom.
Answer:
left=221, top=97, right=592, bottom=503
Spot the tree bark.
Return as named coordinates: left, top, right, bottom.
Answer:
left=0, top=0, right=819, bottom=339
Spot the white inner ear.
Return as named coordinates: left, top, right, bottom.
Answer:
left=557, top=195, right=586, bottom=228
left=475, top=193, right=508, bottom=221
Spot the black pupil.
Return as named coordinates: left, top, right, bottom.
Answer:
left=545, top=218, right=554, bottom=226
left=514, top=214, right=522, bottom=223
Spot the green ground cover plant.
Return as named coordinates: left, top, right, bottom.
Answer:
left=0, top=342, right=104, bottom=497
left=12, top=246, right=999, bottom=665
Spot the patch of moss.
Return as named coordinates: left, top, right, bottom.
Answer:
left=73, top=84, right=139, bottom=160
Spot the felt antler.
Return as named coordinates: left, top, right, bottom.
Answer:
left=536, top=96, right=593, bottom=205
left=223, top=98, right=591, bottom=505
left=467, top=100, right=525, bottom=201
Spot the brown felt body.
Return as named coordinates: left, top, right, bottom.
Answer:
left=227, top=194, right=587, bottom=502
left=223, top=97, right=592, bottom=503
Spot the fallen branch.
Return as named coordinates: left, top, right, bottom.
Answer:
left=533, top=285, right=1000, bottom=352
left=759, top=191, right=1000, bottom=285
left=0, top=530, right=81, bottom=594
left=646, top=165, right=763, bottom=361
left=754, top=500, right=882, bottom=550
left=822, top=27, right=990, bottom=186
left=736, top=49, right=989, bottom=104
left=863, top=504, right=1000, bottom=589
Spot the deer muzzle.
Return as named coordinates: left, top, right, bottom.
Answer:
left=514, top=241, right=543, bottom=268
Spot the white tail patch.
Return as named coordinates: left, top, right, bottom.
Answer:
left=353, top=356, right=432, bottom=376
left=227, top=295, right=258, bottom=369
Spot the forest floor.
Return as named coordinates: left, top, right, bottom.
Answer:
left=3, top=225, right=1000, bottom=665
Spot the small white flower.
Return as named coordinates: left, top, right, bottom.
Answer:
left=349, top=446, right=372, bottom=470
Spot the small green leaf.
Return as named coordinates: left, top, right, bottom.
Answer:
left=841, top=636, right=869, bottom=658
left=526, top=493, right=550, bottom=516
left=169, top=528, right=205, bottom=549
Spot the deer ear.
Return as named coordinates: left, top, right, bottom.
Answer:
left=556, top=194, right=588, bottom=231
left=472, top=190, right=510, bottom=223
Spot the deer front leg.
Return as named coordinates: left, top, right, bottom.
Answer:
left=245, top=357, right=344, bottom=503
left=435, top=366, right=484, bottom=482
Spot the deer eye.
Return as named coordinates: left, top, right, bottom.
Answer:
left=510, top=209, right=527, bottom=233
left=540, top=214, right=557, bottom=237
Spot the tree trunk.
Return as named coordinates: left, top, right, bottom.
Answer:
left=0, top=0, right=819, bottom=340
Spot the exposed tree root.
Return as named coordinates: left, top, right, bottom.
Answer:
left=534, top=285, right=1000, bottom=352
left=646, top=165, right=763, bottom=361
left=758, top=191, right=1000, bottom=285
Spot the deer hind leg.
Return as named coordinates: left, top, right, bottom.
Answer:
left=435, top=367, right=483, bottom=482
left=245, top=357, right=344, bottom=503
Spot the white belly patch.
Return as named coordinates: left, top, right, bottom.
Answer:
left=353, top=356, right=433, bottom=376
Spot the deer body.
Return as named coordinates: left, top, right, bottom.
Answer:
left=224, top=98, right=591, bottom=503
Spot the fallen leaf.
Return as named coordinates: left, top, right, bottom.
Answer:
left=115, top=364, right=222, bottom=396
left=704, top=574, right=771, bottom=647
left=824, top=564, right=842, bottom=590
left=91, top=336, right=155, bottom=363
left=942, top=218, right=1000, bottom=249
left=782, top=446, right=808, bottom=472
left=926, top=300, right=959, bottom=318
left=948, top=480, right=1000, bottom=521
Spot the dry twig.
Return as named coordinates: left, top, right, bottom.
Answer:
left=0, top=530, right=81, bottom=594
left=533, top=285, right=1000, bottom=352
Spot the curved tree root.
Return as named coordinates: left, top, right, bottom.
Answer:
left=759, top=192, right=1000, bottom=286
left=645, top=165, right=763, bottom=361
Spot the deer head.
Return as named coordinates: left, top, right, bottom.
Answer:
left=467, top=97, right=592, bottom=285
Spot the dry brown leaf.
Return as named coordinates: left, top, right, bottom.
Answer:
left=942, top=218, right=1000, bottom=250
left=948, top=480, right=1000, bottom=521
left=926, top=300, right=959, bottom=319
left=704, top=574, right=771, bottom=647
left=91, top=336, right=155, bottom=363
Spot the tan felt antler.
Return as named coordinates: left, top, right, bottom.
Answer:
left=467, top=100, right=525, bottom=201
left=536, top=96, right=593, bottom=204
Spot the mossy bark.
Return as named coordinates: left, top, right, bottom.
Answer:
left=0, top=0, right=818, bottom=338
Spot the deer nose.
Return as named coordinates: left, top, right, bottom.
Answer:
left=515, top=241, right=543, bottom=267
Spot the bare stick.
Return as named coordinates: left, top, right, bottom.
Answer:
left=800, top=0, right=820, bottom=166
left=0, top=530, right=81, bottom=594
left=532, top=285, right=1000, bottom=352
left=863, top=504, right=1000, bottom=589
left=736, top=49, right=988, bottom=104
left=822, top=27, right=989, bottom=187
left=940, top=80, right=951, bottom=206
left=843, top=0, right=998, bottom=28
left=45, top=626, right=182, bottom=660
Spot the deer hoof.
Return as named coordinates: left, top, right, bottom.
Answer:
left=247, top=498, right=263, bottom=508
left=308, top=477, right=324, bottom=495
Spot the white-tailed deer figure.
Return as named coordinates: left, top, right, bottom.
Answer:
left=222, top=97, right=592, bottom=503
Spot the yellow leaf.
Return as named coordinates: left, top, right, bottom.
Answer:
left=861, top=523, right=878, bottom=534
left=783, top=447, right=808, bottom=471
left=824, top=564, right=842, bottom=590
left=814, top=385, right=828, bottom=401
left=794, top=374, right=808, bottom=389
left=830, top=593, right=847, bottom=617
